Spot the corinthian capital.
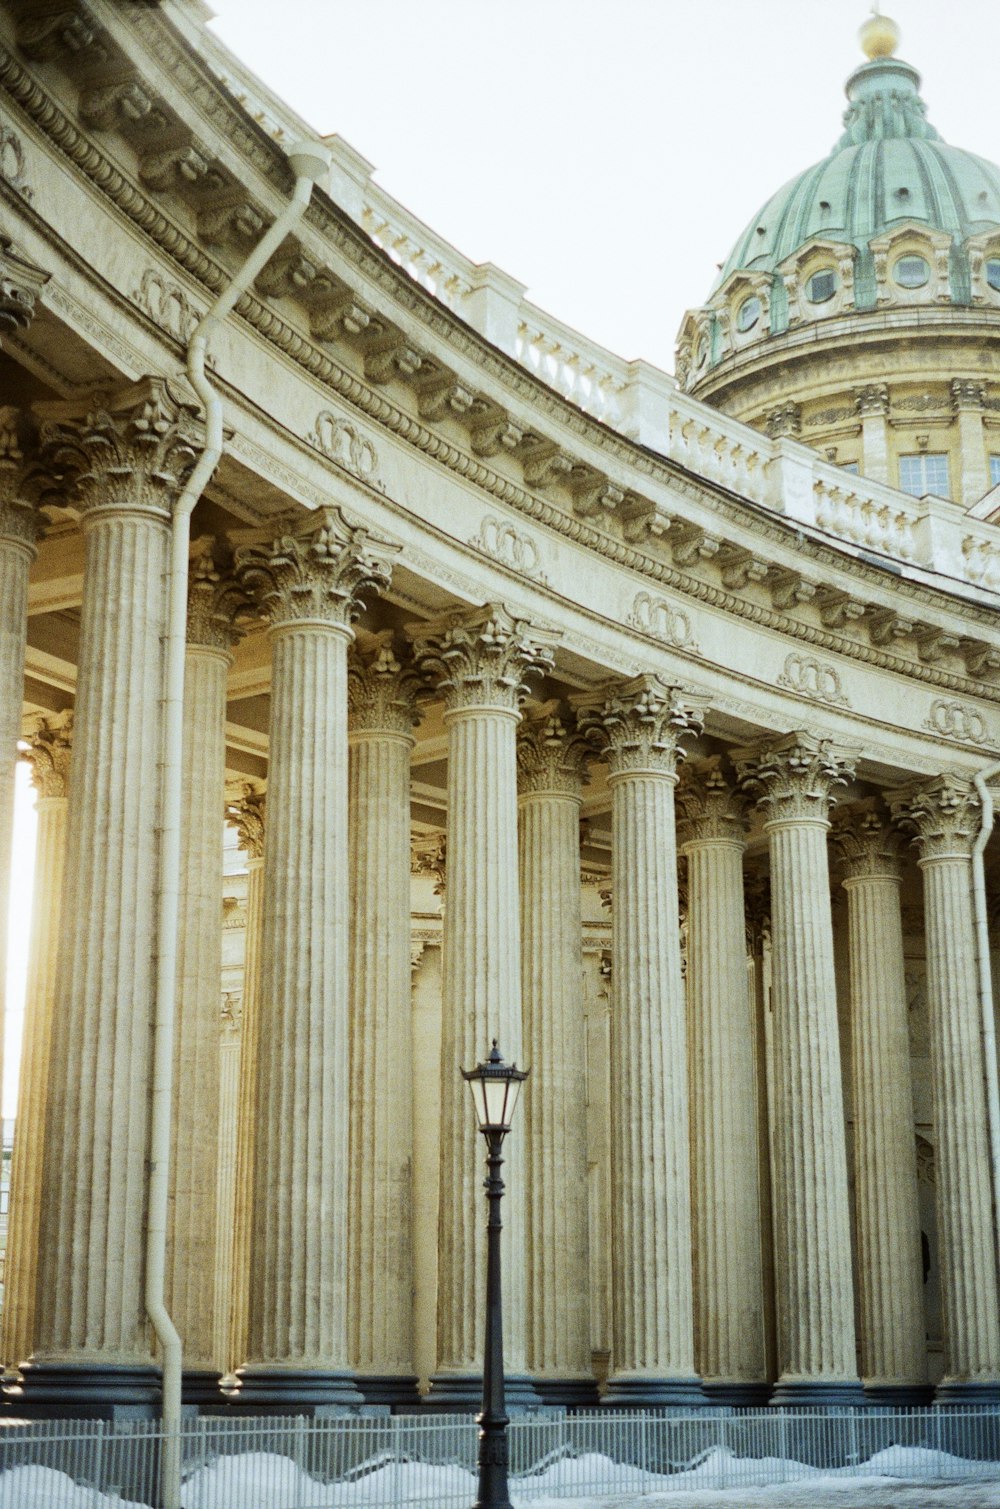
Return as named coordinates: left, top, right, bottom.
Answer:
left=226, top=779, right=266, bottom=861
left=23, top=710, right=73, bottom=800
left=348, top=630, right=423, bottom=735
left=575, top=674, right=705, bottom=780
left=888, top=774, right=981, bottom=861
left=675, top=755, right=748, bottom=847
left=408, top=602, right=557, bottom=714
left=735, top=731, right=854, bottom=824
left=37, top=377, right=203, bottom=520
left=0, top=407, right=50, bottom=551
left=235, top=507, right=395, bottom=630
left=830, top=800, right=903, bottom=881
left=517, top=701, right=592, bottom=797
left=187, top=540, right=255, bottom=652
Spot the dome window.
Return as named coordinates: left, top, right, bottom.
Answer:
left=736, top=295, right=762, bottom=332
left=893, top=254, right=930, bottom=288
left=806, top=269, right=837, bottom=304
left=986, top=259, right=1000, bottom=292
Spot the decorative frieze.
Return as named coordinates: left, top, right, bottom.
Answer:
left=306, top=411, right=379, bottom=483
left=468, top=516, right=547, bottom=581
left=777, top=653, right=850, bottom=707
left=923, top=699, right=988, bottom=746
left=628, top=591, right=696, bottom=649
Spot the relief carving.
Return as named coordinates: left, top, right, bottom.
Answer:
left=0, top=125, right=32, bottom=200
left=628, top=590, right=697, bottom=650
left=134, top=268, right=202, bottom=344
left=468, top=515, right=547, bottom=582
left=306, top=409, right=379, bottom=483
left=923, top=698, right=989, bottom=746
left=777, top=652, right=850, bottom=707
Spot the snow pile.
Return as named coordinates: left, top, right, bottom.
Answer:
left=0, top=1461, right=150, bottom=1508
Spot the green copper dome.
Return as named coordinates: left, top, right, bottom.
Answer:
left=714, top=53, right=1000, bottom=303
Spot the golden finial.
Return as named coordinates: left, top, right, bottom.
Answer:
left=859, top=6, right=901, bottom=60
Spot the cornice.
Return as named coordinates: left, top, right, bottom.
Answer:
left=2, top=24, right=998, bottom=711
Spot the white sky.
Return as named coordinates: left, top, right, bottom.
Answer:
left=5, top=0, right=1000, bottom=1113
left=207, top=0, right=1000, bottom=372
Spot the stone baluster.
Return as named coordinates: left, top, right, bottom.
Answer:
left=516, top=703, right=597, bottom=1404
left=21, top=380, right=202, bottom=1411
left=1, top=713, right=72, bottom=1374
left=346, top=632, right=422, bottom=1405
left=0, top=410, right=45, bottom=1135
left=676, top=755, right=768, bottom=1403
left=830, top=802, right=926, bottom=1402
left=225, top=781, right=265, bottom=1376
left=576, top=675, right=705, bottom=1404
left=890, top=775, right=1000, bottom=1401
left=170, top=544, right=251, bottom=1402
left=734, top=732, right=862, bottom=1404
left=231, top=507, right=393, bottom=1406
left=409, top=603, right=555, bottom=1406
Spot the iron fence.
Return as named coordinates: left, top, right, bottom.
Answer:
left=1, top=1405, right=999, bottom=1507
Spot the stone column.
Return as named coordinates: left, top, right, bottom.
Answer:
left=890, top=775, right=1000, bottom=1401
left=22, top=380, right=202, bottom=1411
left=952, top=381, right=989, bottom=507
left=170, top=545, right=249, bottom=1402
left=409, top=603, right=554, bottom=1407
left=576, top=675, right=705, bottom=1405
left=225, top=781, right=265, bottom=1377
left=215, top=993, right=241, bottom=1379
left=855, top=384, right=890, bottom=485
left=0, top=410, right=43, bottom=1133
left=1, top=713, right=71, bottom=1375
left=676, top=756, right=768, bottom=1403
left=346, top=632, right=422, bottom=1405
left=231, top=507, right=393, bottom=1406
left=734, top=732, right=862, bottom=1404
left=830, top=803, right=926, bottom=1402
left=516, top=703, right=597, bottom=1404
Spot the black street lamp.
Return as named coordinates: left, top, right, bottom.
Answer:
left=462, top=1041, right=529, bottom=1509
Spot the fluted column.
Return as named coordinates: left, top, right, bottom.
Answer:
left=676, top=756, right=768, bottom=1403
left=577, top=676, right=705, bottom=1405
left=0, top=410, right=44, bottom=1135
left=215, top=994, right=241, bottom=1378
left=410, top=603, right=554, bottom=1406
left=830, top=803, right=926, bottom=1402
left=517, top=704, right=597, bottom=1404
left=346, top=633, right=421, bottom=1405
left=170, top=545, right=250, bottom=1401
left=890, top=775, right=1000, bottom=1401
left=225, top=782, right=265, bottom=1376
left=735, top=732, right=862, bottom=1404
left=231, top=507, right=393, bottom=1406
left=22, top=380, right=202, bottom=1411
left=1, top=714, right=71, bottom=1375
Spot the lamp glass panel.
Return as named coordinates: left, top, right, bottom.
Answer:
left=483, top=1077, right=510, bottom=1128
left=505, top=1077, right=523, bottom=1125
left=466, top=1075, right=489, bottom=1129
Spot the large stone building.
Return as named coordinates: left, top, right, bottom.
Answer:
left=0, top=0, right=999, bottom=1417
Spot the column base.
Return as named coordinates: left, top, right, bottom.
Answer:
left=230, top=1366, right=364, bottom=1410
left=934, top=1379, right=1000, bottom=1406
left=602, top=1374, right=707, bottom=1408
left=423, top=1370, right=543, bottom=1411
left=531, top=1375, right=601, bottom=1408
left=182, top=1369, right=226, bottom=1408
left=770, top=1378, right=867, bottom=1408
left=7, top=1361, right=161, bottom=1418
left=354, top=1373, right=422, bottom=1408
left=864, top=1381, right=935, bottom=1406
left=703, top=1379, right=772, bottom=1407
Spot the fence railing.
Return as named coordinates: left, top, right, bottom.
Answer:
left=2, top=1406, right=999, bottom=1507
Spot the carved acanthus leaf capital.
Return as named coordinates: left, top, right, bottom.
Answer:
left=235, top=507, right=396, bottom=629
left=226, top=780, right=266, bottom=860
left=37, top=377, right=203, bottom=520
left=22, top=710, right=73, bottom=800
left=348, top=630, right=423, bottom=735
left=0, top=407, right=50, bottom=550
left=575, top=674, right=706, bottom=780
left=735, top=731, right=855, bottom=825
left=408, top=602, right=557, bottom=714
left=830, top=801, right=903, bottom=881
left=517, top=702, right=592, bottom=797
left=411, top=832, right=446, bottom=894
left=187, top=541, right=255, bottom=652
left=888, top=773, right=981, bottom=861
left=675, top=755, right=748, bottom=847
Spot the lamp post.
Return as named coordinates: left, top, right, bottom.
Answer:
left=463, top=1041, right=529, bottom=1509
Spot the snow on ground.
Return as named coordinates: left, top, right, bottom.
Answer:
left=2, top=1446, right=1000, bottom=1508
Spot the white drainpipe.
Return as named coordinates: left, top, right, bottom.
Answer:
left=972, top=759, right=1000, bottom=1287
left=148, top=138, right=330, bottom=1509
